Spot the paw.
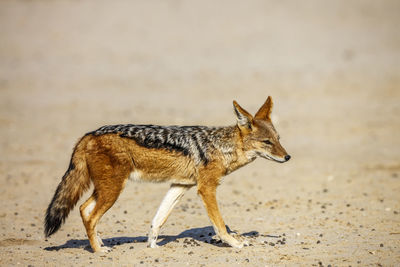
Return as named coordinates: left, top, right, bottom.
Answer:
left=232, top=238, right=250, bottom=249
left=99, top=247, right=112, bottom=253
left=231, top=240, right=244, bottom=249
left=147, top=233, right=159, bottom=248
left=147, top=242, right=159, bottom=248
left=93, top=246, right=111, bottom=253
left=222, top=235, right=246, bottom=249
left=97, top=235, right=104, bottom=246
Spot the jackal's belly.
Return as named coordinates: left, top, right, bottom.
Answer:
left=129, top=169, right=197, bottom=185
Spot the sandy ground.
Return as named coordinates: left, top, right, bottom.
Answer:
left=1, top=1, right=400, bottom=266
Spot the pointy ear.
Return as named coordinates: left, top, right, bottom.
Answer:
left=254, top=96, right=273, bottom=120
left=233, top=100, right=253, bottom=129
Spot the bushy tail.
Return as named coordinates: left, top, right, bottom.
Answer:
left=44, top=139, right=91, bottom=237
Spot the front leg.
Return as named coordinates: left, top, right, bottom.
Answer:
left=148, top=184, right=192, bottom=248
left=197, top=182, right=245, bottom=249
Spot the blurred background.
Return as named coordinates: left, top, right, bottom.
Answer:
left=0, top=0, right=399, bottom=166
left=0, top=1, right=399, bottom=265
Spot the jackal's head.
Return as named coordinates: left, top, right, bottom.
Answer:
left=233, top=97, right=291, bottom=163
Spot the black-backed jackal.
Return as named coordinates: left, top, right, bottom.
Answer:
left=44, top=97, right=290, bottom=252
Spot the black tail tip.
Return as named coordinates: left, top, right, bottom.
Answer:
left=44, top=214, right=63, bottom=238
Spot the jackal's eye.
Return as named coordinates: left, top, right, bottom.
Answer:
left=263, top=140, right=272, bottom=145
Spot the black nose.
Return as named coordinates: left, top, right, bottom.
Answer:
left=285, top=155, right=291, bottom=161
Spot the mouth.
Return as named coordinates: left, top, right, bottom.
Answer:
left=257, top=152, right=289, bottom=163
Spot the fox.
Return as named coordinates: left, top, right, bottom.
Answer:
left=44, top=96, right=290, bottom=252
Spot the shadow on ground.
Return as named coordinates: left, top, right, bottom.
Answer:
left=44, top=226, right=257, bottom=251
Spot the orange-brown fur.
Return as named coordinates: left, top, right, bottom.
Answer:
left=44, top=97, right=290, bottom=252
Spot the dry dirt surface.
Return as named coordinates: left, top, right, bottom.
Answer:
left=1, top=1, right=399, bottom=266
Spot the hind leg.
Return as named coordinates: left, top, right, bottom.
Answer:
left=82, top=184, right=127, bottom=252
left=80, top=193, right=104, bottom=246
left=148, top=184, right=192, bottom=248
left=82, top=152, right=131, bottom=252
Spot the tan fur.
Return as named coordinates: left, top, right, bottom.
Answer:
left=44, top=97, right=290, bottom=252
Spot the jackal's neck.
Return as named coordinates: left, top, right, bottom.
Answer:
left=211, top=125, right=255, bottom=175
